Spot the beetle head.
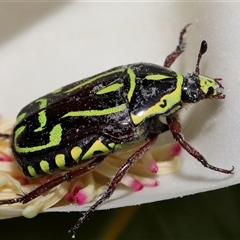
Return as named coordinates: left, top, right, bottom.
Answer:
left=182, top=40, right=225, bottom=103
left=182, top=73, right=224, bottom=103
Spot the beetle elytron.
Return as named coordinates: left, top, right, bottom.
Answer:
left=0, top=24, right=234, bottom=235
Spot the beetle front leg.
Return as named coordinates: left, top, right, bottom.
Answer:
left=163, top=24, right=191, bottom=68
left=166, top=115, right=234, bottom=174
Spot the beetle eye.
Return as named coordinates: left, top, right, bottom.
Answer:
left=182, top=86, right=201, bottom=103
left=206, top=87, right=214, bottom=98
left=187, top=89, right=200, bottom=103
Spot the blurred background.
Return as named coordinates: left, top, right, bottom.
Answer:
left=0, top=184, right=239, bottom=239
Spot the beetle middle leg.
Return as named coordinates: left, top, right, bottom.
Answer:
left=163, top=24, right=191, bottom=68
left=68, top=134, right=158, bottom=236
left=166, top=115, right=234, bottom=174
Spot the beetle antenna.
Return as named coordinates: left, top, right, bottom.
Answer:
left=195, top=40, right=208, bottom=75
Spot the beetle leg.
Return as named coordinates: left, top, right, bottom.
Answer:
left=0, top=156, right=106, bottom=205
left=166, top=115, right=234, bottom=174
left=0, top=133, right=11, bottom=139
left=163, top=24, right=191, bottom=68
left=68, top=134, right=158, bottom=236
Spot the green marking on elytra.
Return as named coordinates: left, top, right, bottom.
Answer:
left=64, top=68, right=125, bottom=94
left=96, top=83, right=123, bottom=95
left=145, top=74, right=171, bottom=80
left=15, top=126, right=25, bottom=139
left=15, top=124, right=62, bottom=153
left=52, top=87, right=63, bottom=94
left=55, top=154, right=66, bottom=168
left=70, top=146, right=82, bottom=161
left=127, top=68, right=136, bottom=102
left=108, top=143, right=115, bottom=148
left=36, top=98, right=47, bottom=109
left=16, top=112, right=27, bottom=123
left=82, top=140, right=110, bottom=160
left=40, top=160, right=50, bottom=173
left=34, top=110, right=47, bottom=132
left=62, top=104, right=126, bottom=118
left=27, top=165, right=37, bottom=177
left=34, top=98, right=48, bottom=132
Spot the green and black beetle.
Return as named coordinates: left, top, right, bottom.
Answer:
left=0, top=24, right=234, bottom=235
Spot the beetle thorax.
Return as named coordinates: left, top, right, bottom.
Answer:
left=182, top=73, right=201, bottom=103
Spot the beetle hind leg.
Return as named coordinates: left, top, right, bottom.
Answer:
left=163, top=24, right=191, bottom=68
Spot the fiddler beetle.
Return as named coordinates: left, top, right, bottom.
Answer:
left=0, top=24, right=234, bottom=235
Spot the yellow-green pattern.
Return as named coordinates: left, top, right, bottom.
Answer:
left=11, top=63, right=192, bottom=178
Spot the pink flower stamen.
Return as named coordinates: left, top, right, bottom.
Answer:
left=146, top=159, right=158, bottom=173
left=135, top=176, right=159, bottom=187
left=121, top=174, right=143, bottom=191
left=73, top=185, right=82, bottom=195
left=170, top=143, right=181, bottom=157
left=15, top=177, right=29, bottom=185
left=73, top=191, right=88, bottom=205
left=130, top=179, right=143, bottom=191
left=141, top=152, right=159, bottom=173
left=64, top=192, right=74, bottom=202
left=0, top=155, right=12, bottom=162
